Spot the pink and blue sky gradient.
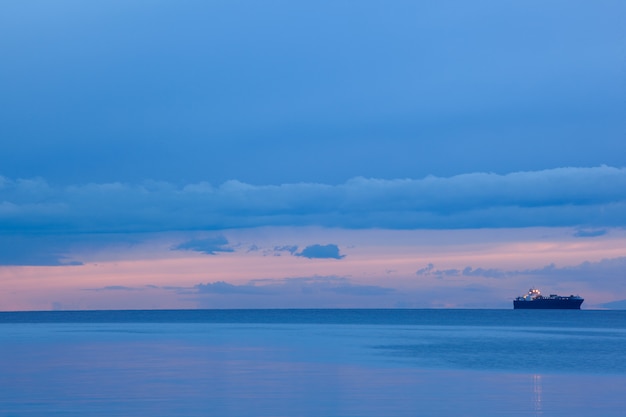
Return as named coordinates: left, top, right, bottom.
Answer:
left=1, top=1, right=625, bottom=310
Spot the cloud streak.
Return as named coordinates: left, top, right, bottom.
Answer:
left=83, top=285, right=140, bottom=292
left=1, top=166, right=625, bottom=234
left=193, top=276, right=394, bottom=298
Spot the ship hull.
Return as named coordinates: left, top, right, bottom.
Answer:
left=513, top=299, right=583, bottom=309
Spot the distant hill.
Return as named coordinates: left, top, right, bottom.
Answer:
left=600, top=299, right=626, bottom=309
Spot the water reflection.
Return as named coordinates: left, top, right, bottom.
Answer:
left=533, top=374, right=543, bottom=416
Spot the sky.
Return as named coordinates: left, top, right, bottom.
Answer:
left=1, top=0, right=625, bottom=310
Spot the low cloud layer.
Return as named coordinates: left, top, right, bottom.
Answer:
left=417, top=256, right=626, bottom=289
left=1, top=166, right=625, bottom=235
left=195, top=281, right=276, bottom=295
left=193, top=276, right=394, bottom=298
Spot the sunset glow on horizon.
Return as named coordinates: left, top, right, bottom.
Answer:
left=2, top=226, right=625, bottom=311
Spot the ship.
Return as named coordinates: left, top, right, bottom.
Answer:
left=513, top=288, right=584, bottom=309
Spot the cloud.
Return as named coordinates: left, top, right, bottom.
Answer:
left=461, top=267, right=507, bottom=279
left=515, top=257, right=626, bottom=285
left=417, top=256, right=626, bottom=286
left=323, top=284, right=394, bottom=296
left=412, top=263, right=495, bottom=280
left=172, top=236, right=234, bottom=255
left=1, top=166, right=626, bottom=236
left=416, top=264, right=506, bottom=279
left=193, top=275, right=394, bottom=298
left=416, top=263, right=435, bottom=275
left=272, top=245, right=299, bottom=256
left=84, top=285, right=139, bottom=292
left=573, top=229, right=607, bottom=238
left=295, top=244, right=345, bottom=259
left=195, top=281, right=275, bottom=295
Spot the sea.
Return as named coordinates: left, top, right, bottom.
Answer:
left=1, top=309, right=625, bottom=417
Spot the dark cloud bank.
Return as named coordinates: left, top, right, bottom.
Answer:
left=2, top=166, right=625, bottom=234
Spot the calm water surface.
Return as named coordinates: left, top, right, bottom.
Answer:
left=1, top=309, right=625, bottom=417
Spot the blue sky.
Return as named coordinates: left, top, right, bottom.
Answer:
left=1, top=1, right=625, bottom=310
